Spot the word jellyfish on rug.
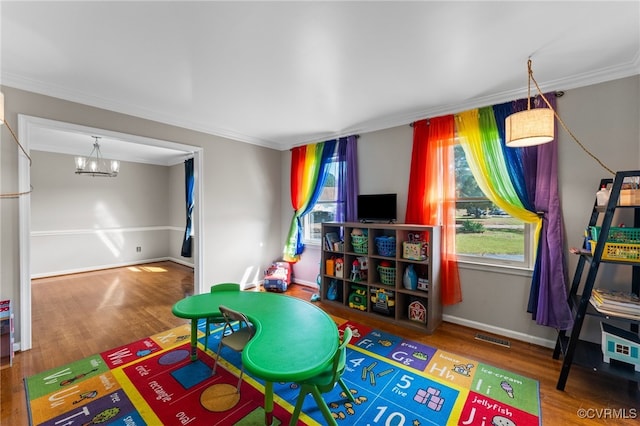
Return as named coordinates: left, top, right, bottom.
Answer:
left=25, top=319, right=541, bottom=425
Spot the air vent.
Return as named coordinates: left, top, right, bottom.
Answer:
left=474, top=333, right=511, bottom=348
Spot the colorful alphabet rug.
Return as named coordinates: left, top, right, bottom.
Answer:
left=25, top=318, right=541, bottom=425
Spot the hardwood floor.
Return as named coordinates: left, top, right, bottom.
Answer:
left=2, top=261, right=638, bottom=425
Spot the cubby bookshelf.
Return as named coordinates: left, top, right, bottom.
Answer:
left=321, top=222, right=442, bottom=333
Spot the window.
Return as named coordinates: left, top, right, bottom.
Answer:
left=454, top=144, right=534, bottom=268
left=302, top=160, right=341, bottom=243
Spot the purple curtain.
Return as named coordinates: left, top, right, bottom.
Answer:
left=345, top=135, right=359, bottom=222
left=336, top=135, right=359, bottom=222
left=522, top=95, right=574, bottom=330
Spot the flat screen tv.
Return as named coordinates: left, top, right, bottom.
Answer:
left=357, top=193, right=397, bottom=223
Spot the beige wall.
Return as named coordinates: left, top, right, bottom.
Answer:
left=284, top=75, right=640, bottom=347
left=29, top=150, right=177, bottom=276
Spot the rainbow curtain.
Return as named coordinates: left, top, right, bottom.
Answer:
left=454, top=98, right=572, bottom=329
left=283, top=141, right=336, bottom=262
left=456, top=108, right=542, bottom=241
left=406, top=116, right=461, bottom=305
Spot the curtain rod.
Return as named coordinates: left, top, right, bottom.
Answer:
left=290, top=135, right=360, bottom=150
left=409, top=91, right=565, bottom=127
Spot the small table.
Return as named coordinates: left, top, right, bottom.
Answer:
left=172, top=290, right=338, bottom=425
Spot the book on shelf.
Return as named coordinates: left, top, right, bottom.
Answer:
left=589, top=288, right=640, bottom=319
left=589, top=297, right=640, bottom=320
left=592, top=288, right=640, bottom=306
left=325, top=232, right=341, bottom=251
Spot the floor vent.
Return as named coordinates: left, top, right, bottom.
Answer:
left=474, top=333, right=511, bottom=348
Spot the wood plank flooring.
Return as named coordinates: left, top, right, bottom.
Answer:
left=2, top=261, right=638, bottom=425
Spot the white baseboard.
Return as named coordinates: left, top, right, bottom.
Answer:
left=166, top=257, right=195, bottom=268
left=206, top=278, right=555, bottom=349
left=31, top=257, right=190, bottom=279
left=292, top=279, right=318, bottom=288
left=443, top=314, right=557, bottom=349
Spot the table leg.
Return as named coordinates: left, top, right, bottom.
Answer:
left=264, top=381, right=273, bottom=425
left=189, top=319, right=198, bottom=361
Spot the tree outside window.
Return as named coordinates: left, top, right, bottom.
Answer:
left=454, top=145, right=530, bottom=266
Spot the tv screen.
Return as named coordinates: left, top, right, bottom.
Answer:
left=357, top=194, right=397, bottom=223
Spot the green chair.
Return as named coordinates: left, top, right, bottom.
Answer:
left=289, top=327, right=354, bottom=426
left=203, top=283, right=240, bottom=350
left=212, top=304, right=255, bottom=392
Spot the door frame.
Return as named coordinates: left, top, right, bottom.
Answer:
left=17, top=114, right=204, bottom=350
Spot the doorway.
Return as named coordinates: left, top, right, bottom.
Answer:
left=17, top=115, right=203, bottom=350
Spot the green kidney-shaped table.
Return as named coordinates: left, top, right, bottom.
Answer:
left=172, top=290, right=338, bottom=425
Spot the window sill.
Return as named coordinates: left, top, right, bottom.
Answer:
left=457, top=259, right=533, bottom=277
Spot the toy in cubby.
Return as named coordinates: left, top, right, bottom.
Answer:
left=350, top=257, right=368, bottom=281
left=408, top=297, right=427, bottom=324
left=348, top=285, right=367, bottom=311
left=327, top=279, right=341, bottom=301
left=370, top=287, right=395, bottom=316
left=403, top=231, right=428, bottom=260
left=335, top=258, right=344, bottom=278
left=327, top=257, right=345, bottom=278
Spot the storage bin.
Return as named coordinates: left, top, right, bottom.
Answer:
left=589, top=226, right=640, bottom=262
left=377, top=265, right=395, bottom=285
left=351, top=235, right=368, bottom=254
left=619, top=189, right=640, bottom=206
left=375, top=236, right=396, bottom=257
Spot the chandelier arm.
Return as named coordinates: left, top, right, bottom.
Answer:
left=529, top=64, right=615, bottom=176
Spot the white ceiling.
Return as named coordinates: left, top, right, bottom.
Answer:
left=2, top=1, right=639, bottom=163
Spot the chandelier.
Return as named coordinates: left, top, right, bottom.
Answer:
left=75, top=136, right=120, bottom=177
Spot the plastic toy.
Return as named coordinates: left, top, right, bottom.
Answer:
left=408, top=298, right=427, bottom=323
left=263, top=261, right=292, bottom=292
left=350, top=257, right=368, bottom=281
left=601, top=322, right=640, bottom=371
left=335, top=258, right=344, bottom=278
left=327, top=279, right=338, bottom=301
left=370, top=287, right=395, bottom=316
left=350, top=258, right=362, bottom=281
left=348, top=286, right=367, bottom=311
